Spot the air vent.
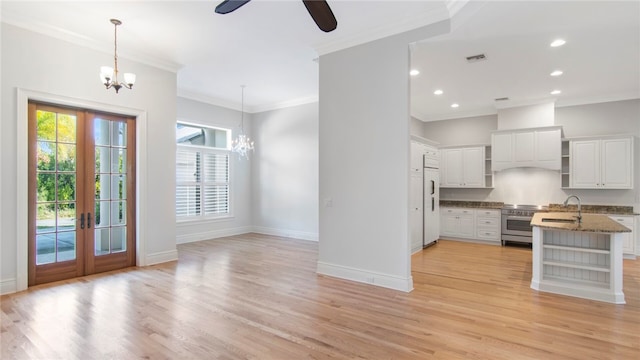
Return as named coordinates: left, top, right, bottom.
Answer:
left=495, top=97, right=509, bottom=101
left=466, top=54, right=487, bottom=63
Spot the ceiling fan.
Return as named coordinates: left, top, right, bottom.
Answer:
left=215, top=0, right=338, bottom=32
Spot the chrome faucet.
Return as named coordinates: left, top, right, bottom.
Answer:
left=563, top=195, right=582, bottom=223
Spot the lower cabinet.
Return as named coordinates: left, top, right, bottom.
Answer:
left=608, top=215, right=636, bottom=257
left=440, top=207, right=501, bottom=244
left=476, top=209, right=501, bottom=242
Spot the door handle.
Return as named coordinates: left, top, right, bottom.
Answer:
left=431, top=197, right=435, bottom=211
left=431, top=180, right=435, bottom=195
left=79, top=213, right=85, bottom=229
left=87, top=212, right=92, bottom=228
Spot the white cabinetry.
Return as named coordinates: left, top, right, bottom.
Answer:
left=440, top=207, right=501, bottom=244
left=608, top=215, right=635, bottom=256
left=570, top=137, right=633, bottom=189
left=440, top=146, right=485, bottom=188
left=410, top=141, right=426, bottom=252
left=441, top=208, right=475, bottom=238
left=476, top=209, right=501, bottom=242
left=491, top=126, right=562, bottom=171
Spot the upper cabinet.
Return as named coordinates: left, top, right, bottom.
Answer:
left=491, top=126, right=562, bottom=171
left=440, top=146, right=486, bottom=188
left=570, top=136, right=633, bottom=189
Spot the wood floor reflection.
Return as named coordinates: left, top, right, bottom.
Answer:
left=2, top=235, right=639, bottom=359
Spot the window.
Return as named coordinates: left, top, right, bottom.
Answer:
left=176, top=122, right=231, bottom=220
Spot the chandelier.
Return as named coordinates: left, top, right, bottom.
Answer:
left=231, top=85, right=255, bottom=159
left=100, top=19, right=136, bottom=93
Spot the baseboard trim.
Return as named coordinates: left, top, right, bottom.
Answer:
left=316, top=261, right=413, bottom=292
left=176, top=226, right=253, bottom=244
left=0, top=278, right=17, bottom=295
left=251, top=226, right=318, bottom=241
left=144, top=249, right=179, bottom=266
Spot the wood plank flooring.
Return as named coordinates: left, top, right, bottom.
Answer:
left=2, top=234, right=639, bottom=359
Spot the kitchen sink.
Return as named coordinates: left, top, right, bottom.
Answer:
left=541, top=218, right=577, bottom=223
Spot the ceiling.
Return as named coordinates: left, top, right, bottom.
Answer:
left=2, top=1, right=639, bottom=117
left=411, top=1, right=640, bottom=121
left=0, top=0, right=456, bottom=112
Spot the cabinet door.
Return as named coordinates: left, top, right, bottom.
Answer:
left=440, top=209, right=458, bottom=236
left=601, top=138, right=632, bottom=189
left=571, top=140, right=600, bottom=188
left=535, top=128, right=561, bottom=170
left=491, top=132, right=512, bottom=171
left=462, top=147, right=484, bottom=187
left=410, top=173, right=423, bottom=250
left=410, top=209, right=423, bottom=251
left=514, top=131, right=535, bottom=166
left=441, top=149, right=463, bottom=187
left=410, top=141, right=425, bottom=173
left=458, top=214, right=475, bottom=238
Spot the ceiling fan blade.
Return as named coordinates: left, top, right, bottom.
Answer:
left=215, top=0, right=251, bottom=14
left=302, top=0, right=337, bottom=32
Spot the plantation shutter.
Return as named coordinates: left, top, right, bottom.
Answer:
left=176, top=147, right=230, bottom=218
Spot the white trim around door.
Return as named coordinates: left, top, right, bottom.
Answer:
left=16, top=88, right=150, bottom=292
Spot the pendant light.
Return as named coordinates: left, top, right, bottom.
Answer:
left=231, top=85, right=255, bottom=159
left=100, top=19, right=136, bottom=93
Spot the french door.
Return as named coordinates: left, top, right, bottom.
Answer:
left=28, top=102, right=136, bottom=286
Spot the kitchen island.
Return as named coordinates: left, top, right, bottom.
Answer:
left=530, top=212, right=631, bottom=304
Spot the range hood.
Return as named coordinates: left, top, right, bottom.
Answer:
left=492, top=102, right=562, bottom=171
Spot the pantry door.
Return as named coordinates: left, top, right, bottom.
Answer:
left=28, top=102, right=136, bottom=286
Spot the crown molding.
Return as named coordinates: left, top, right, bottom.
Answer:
left=1, top=10, right=182, bottom=73
left=178, top=88, right=318, bottom=114
left=412, top=106, right=497, bottom=122
left=554, top=92, right=640, bottom=109
left=250, top=95, right=319, bottom=113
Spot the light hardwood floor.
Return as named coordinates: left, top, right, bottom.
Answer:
left=2, top=234, right=639, bottom=359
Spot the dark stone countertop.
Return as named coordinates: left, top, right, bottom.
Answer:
left=439, top=200, right=504, bottom=209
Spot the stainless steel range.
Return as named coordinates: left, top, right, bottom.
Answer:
left=501, top=204, right=548, bottom=245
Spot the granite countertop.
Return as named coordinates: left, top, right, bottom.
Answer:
left=439, top=201, right=637, bottom=215
left=439, top=200, right=504, bottom=209
left=531, top=212, right=631, bottom=233
left=547, top=204, right=638, bottom=215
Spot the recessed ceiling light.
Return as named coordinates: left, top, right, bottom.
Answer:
left=550, top=70, right=563, bottom=77
left=550, top=90, right=562, bottom=95
left=410, top=69, right=420, bottom=76
left=550, top=39, right=566, bottom=47
left=434, top=89, right=443, bottom=95
left=451, top=103, right=459, bottom=108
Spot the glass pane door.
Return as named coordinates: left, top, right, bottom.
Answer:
left=28, top=102, right=136, bottom=286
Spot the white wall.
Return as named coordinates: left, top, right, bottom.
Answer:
left=251, top=103, right=319, bottom=240
left=422, top=114, right=497, bottom=146
left=1, top=24, right=178, bottom=294
left=497, top=102, right=555, bottom=130
left=175, top=97, right=253, bottom=243
left=318, top=20, right=450, bottom=292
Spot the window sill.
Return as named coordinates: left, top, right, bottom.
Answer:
left=176, top=215, right=235, bottom=226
